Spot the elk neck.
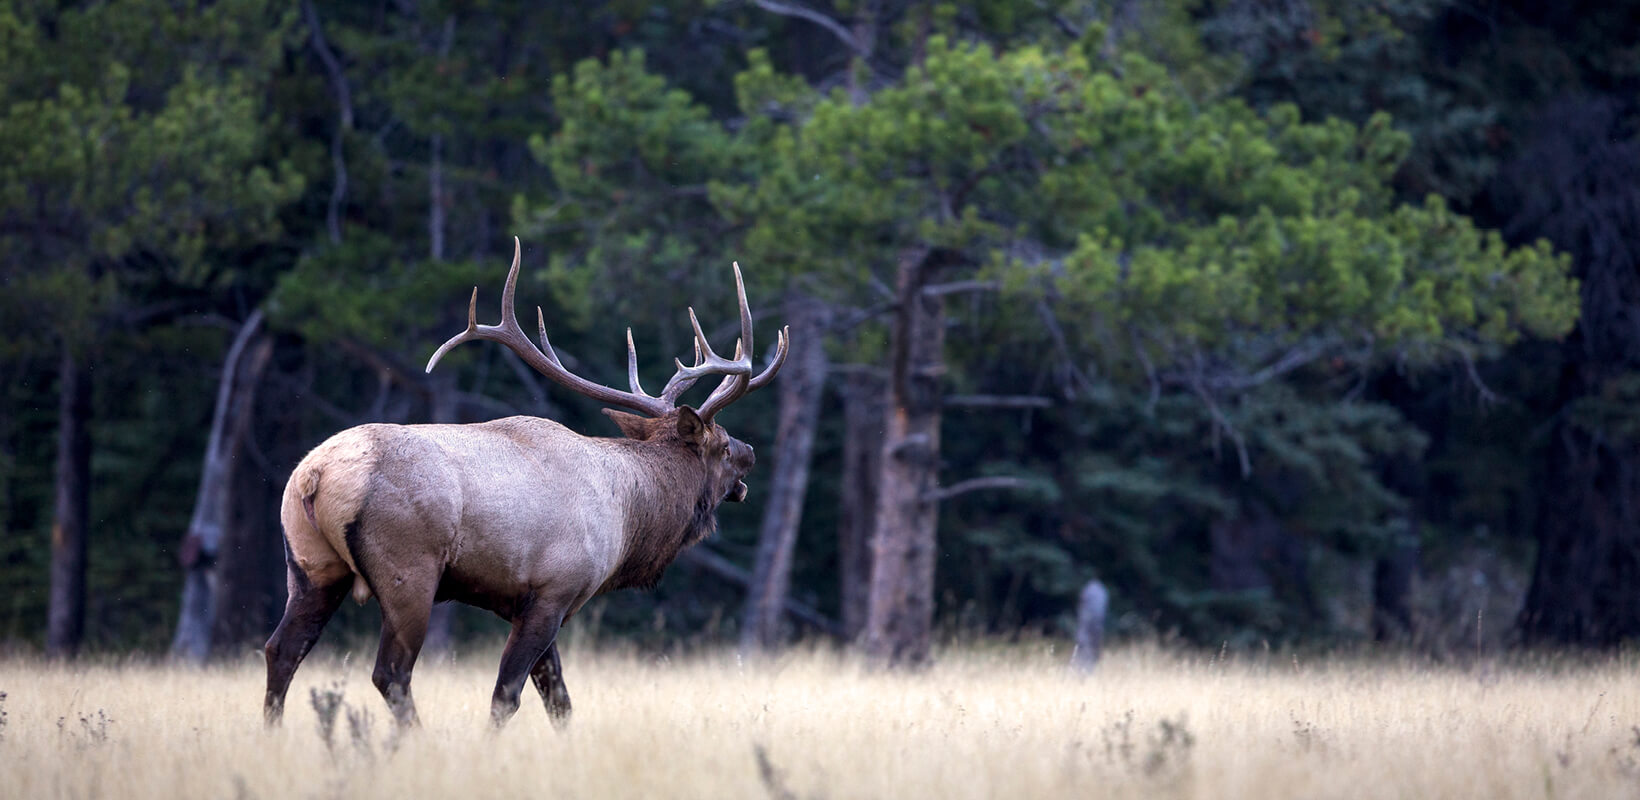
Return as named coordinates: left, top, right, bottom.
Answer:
left=599, top=437, right=718, bottom=593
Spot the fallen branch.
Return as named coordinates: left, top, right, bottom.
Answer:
left=678, top=548, right=846, bottom=638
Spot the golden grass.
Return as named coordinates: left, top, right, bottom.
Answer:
left=2, top=641, right=1637, bottom=799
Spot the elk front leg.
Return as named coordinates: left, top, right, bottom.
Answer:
left=491, top=607, right=564, bottom=729
left=264, top=569, right=351, bottom=727
left=529, top=641, right=572, bottom=729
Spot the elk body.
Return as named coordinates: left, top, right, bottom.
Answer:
left=263, top=239, right=787, bottom=729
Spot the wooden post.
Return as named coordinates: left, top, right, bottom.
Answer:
left=1071, top=579, right=1108, bottom=672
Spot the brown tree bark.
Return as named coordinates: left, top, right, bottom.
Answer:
left=740, top=296, right=828, bottom=653
left=48, top=342, right=92, bottom=658
left=209, top=428, right=283, bottom=652
left=1507, top=98, right=1640, bottom=646
left=836, top=369, right=886, bottom=640
left=1371, top=523, right=1419, bottom=644
left=172, top=311, right=272, bottom=662
left=1519, top=416, right=1640, bottom=645
left=863, top=249, right=946, bottom=667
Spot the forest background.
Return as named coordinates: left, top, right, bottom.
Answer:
left=1, top=0, right=1636, bottom=665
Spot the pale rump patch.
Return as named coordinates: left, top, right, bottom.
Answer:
left=280, top=429, right=381, bottom=587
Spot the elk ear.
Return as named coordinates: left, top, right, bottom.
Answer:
left=675, top=406, right=706, bottom=444
left=602, top=409, right=656, bottom=441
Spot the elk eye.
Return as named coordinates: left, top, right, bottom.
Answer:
left=722, top=444, right=731, bottom=457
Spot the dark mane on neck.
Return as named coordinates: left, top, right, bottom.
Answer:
left=597, top=438, right=719, bottom=594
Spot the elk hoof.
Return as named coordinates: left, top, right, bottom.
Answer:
left=548, top=703, right=573, bottom=731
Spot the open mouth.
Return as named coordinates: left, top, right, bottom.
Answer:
left=726, top=480, right=749, bottom=503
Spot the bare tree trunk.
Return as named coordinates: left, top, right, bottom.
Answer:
left=172, top=311, right=272, bottom=663
left=837, top=369, right=885, bottom=640
left=47, top=342, right=91, bottom=658
left=429, top=132, right=445, bottom=261
left=427, top=15, right=453, bottom=263
left=302, top=0, right=352, bottom=246
left=740, top=297, right=829, bottom=653
left=863, top=250, right=946, bottom=667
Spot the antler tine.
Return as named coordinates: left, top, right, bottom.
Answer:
left=747, top=326, right=790, bottom=390
left=424, top=287, right=481, bottom=372
left=499, top=235, right=521, bottom=327
left=694, top=258, right=791, bottom=423
left=697, top=326, right=790, bottom=422
left=733, top=262, right=753, bottom=362
left=659, top=358, right=704, bottom=406
left=626, top=328, right=652, bottom=398
left=536, top=307, right=563, bottom=367
left=668, top=305, right=754, bottom=385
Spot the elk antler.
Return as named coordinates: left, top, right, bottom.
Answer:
left=697, top=263, right=789, bottom=423
left=426, top=238, right=789, bottom=420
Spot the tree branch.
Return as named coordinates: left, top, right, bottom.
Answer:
left=1129, top=329, right=1161, bottom=411
left=751, top=0, right=866, bottom=56
left=922, top=280, right=1000, bottom=297
left=924, top=476, right=1045, bottom=503
left=1183, top=336, right=1339, bottom=392
left=1183, top=350, right=1252, bottom=477
left=1449, top=341, right=1502, bottom=404
left=302, top=0, right=353, bottom=245
left=337, top=339, right=434, bottom=400
left=944, top=394, right=1053, bottom=409
left=1035, top=297, right=1096, bottom=397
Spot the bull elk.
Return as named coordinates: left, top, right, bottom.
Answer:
left=263, top=238, right=788, bottom=729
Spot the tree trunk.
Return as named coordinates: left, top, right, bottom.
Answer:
left=47, top=342, right=92, bottom=658
left=862, top=250, right=946, bottom=667
left=1519, top=415, right=1640, bottom=645
left=1502, top=97, right=1640, bottom=647
left=172, top=311, right=271, bottom=662
left=1371, top=523, right=1419, bottom=644
left=739, top=296, right=829, bottom=654
left=210, top=427, right=282, bottom=652
left=837, top=369, right=886, bottom=640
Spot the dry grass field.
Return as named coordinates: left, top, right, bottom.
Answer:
left=2, top=639, right=1637, bottom=799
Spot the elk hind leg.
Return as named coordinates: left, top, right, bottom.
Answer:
left=491, top=606, right=564, bottom=729
left=370, top=575, right=439, bottom=728
left=264, top=566, right=351, bottom=727
left=529, top=641, right=572, bottom=729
